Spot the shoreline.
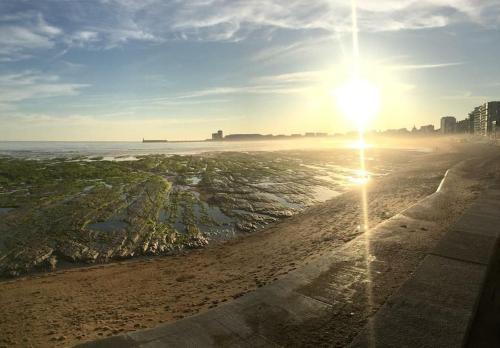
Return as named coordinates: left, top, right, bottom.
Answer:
left=0, top=136, right=453, bottom=160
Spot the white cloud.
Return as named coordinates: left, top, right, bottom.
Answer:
left=253, top=70, right=323, bottom=84
left=389, top=62, right=464, bottom=70
left=250, top=36, right=333, bottom=63
left=117, top=0, right=500, bottom=42
left=172, top=84, right=308, bottom=100
left=180, top=61, right=462, bottom=100
left=0, top=12, right=61, bottom=61
left=0, top=71, right=89, bottom=107
left=45, top=60, right=461, bottom=110
left=65, top=31, right=99, bottom=47
left=2, top=0, right=499, bottom=58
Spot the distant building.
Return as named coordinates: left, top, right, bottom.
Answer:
left=456, top=118, right=470, bottom=133
left=211, top=130, right=223, bottom=140
left=224, top=134, right=263, bottom=141
left=466, top=102, right=500, bottom=136
left=478, top=102, right=500, bottom=136
left=440, top=116, right=456, bottom=134
left=420, top=124, right=435, bottom=134
left=384, top=128, right=410, bottom=136
left=478, top=104, right=488, bottom=136
left=469, top=107, right=480, bottom=134
left=304, top=132, right=328, bottom=137
left=410, top=124, right=434, bottom=135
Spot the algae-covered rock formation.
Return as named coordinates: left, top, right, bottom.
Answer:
left=0, top=149, right=407, bottom=276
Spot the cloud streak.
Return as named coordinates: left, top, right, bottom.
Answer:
left=0, top=71, right=89, bottom=107
left=105, top=0, right=500, bottom=40
left=2, top=0, right=500, bottom=61
left=389, top=62, right=464, bottom=70
left=0, top=12, right=61, bottom=61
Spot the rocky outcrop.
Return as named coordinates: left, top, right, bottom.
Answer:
left=0, top=150, right=399, bottom=277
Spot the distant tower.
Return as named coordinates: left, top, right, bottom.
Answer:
left=212, top=130, right=224, bottom=140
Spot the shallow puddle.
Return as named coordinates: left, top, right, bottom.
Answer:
left=0, top=207, right=14, bottom=215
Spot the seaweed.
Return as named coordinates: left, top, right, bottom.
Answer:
left=0, top=148, right=402, bottom=277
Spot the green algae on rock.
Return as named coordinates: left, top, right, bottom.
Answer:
left=0, top=149, right=412, bottom=276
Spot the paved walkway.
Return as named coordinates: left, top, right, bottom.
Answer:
left=78, top=173, right=500, bottom=347
left=349, top=186, right=500, bottom=347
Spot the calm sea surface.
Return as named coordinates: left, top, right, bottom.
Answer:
left=0, top=139, right=432, bottom=159
left=0, top=139, right=356, bottom=159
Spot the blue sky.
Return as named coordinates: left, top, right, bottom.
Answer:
left=1, top=0, right=500, bottom=140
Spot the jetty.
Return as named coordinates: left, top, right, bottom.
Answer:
left=142, top=139, right=168, bottom=143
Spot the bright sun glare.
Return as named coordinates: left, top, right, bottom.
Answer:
left=334, top=78, right=381, bottom=131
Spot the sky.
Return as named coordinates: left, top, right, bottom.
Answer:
left=1, top=0, right=500, bottom=141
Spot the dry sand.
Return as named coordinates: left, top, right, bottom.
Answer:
left=0, top=137, right=497, bottom=347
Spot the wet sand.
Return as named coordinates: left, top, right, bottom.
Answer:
left=0, top=138, right=497, bottom=347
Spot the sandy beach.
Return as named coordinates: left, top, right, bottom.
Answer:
left=0, top=138, right=498, bottom=347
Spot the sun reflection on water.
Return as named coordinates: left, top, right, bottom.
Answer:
left=349, top=169, right=371, bottom=185
left=348, top=140, right=373, bottom=150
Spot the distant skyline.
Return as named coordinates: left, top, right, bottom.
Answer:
left=1, top=0, right=500, bottom=141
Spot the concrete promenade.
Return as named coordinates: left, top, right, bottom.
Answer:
left=78, top=170, right=500, bottom=347
left=349, top=186, right=500, bottom=347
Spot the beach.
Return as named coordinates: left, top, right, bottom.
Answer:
left=0, top=138, right=498, bottom=347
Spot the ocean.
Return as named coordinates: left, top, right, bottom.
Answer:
left=0, top=139, right=348, bottom=159
left=0, top=138, right=432, bottom=160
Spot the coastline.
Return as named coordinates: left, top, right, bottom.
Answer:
left=0, top=140, right=496, bottom=347
left=0, top=135, right=447, bottom=160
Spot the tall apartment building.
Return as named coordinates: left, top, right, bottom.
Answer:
left=469, top=107, right=480, bottom=134
left=476, top=102, right=500, bottom=136
left=478, top=104, right=488, bottom=136
left=486, top=101, right=500, bottom=134
left=440, top=116, right=456, bottom=134
left=469, top=101, right=500, bottom=136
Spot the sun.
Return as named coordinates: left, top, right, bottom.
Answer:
left=334, top=78, right=381, bottom=131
